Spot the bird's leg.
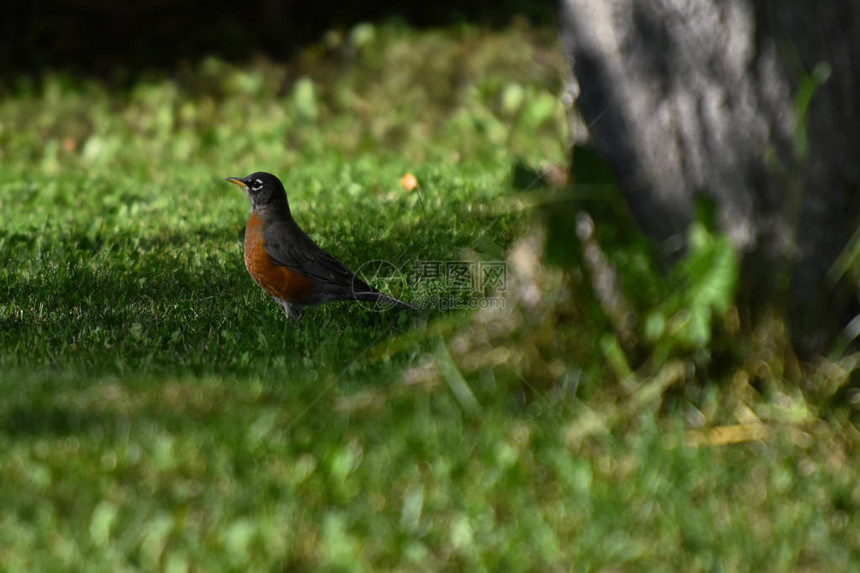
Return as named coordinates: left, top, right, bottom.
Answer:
left=279, top=300, right=304, bottom=321
left=279, top=302, right=299, bottom=344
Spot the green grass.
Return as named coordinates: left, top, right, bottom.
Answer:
left=2, top=22, right=860, bottom=571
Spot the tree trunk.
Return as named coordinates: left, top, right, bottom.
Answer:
left=559, top=0, right=860, bottom=356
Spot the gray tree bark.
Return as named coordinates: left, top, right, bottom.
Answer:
left=559, top=0, right=860, bottom=356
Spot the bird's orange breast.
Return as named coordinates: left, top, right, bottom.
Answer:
left=244, top=212, right=315, bottom=302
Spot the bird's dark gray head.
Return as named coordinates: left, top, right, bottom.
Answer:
left=226, top=172, right=288, bottom=211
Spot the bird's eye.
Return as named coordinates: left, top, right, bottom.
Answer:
left=251, top=179, right=263, bottom=191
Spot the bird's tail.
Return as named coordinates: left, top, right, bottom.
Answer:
left=352, top=290, right=417, bottom=311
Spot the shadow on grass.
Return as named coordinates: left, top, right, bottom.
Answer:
left=1, top=401, right=118, bottom=438
left=0, top=223, right=426, bottom=381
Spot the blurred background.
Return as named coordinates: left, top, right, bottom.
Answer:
left=3, top=0, right=860, bottom=570
left=3, top=0, right=553, bottom=75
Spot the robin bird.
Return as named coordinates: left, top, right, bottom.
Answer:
left=226, top=172, right=415, bottom=319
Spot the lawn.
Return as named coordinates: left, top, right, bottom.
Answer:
left=2, top=22, right=859, bottom=571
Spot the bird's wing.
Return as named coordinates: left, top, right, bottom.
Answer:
left=262, top=221, right=376, bottom=293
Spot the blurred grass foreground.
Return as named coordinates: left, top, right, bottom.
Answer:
left=2, top=21, right=860, bottom=571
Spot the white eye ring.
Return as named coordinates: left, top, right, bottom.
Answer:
left=251, top=179, right=263, bottom=190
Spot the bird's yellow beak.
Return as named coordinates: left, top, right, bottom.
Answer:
left=226, top=177, right=248, bottom=188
